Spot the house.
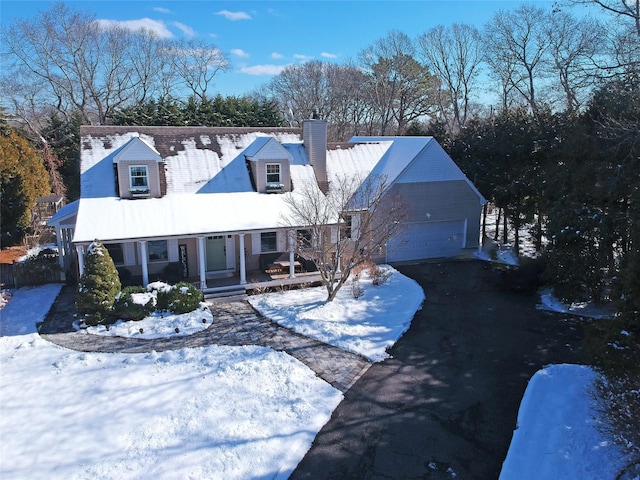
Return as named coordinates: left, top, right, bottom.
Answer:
left=49, top=120, right=486, bottom=290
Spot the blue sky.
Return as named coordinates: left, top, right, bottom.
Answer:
left=2, top=0, right=588, bottom=96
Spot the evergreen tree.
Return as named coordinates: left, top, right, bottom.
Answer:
left=41, top=113, right=82, bottom=200
left=0, top=127, right=51, bottom=246
left=110, top=95, right=283, bottom=128
left=76, top=240, right=122, bottom=325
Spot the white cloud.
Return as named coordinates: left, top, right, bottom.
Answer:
left=271, top=52, right=284, bottom=59
left=240, top=64, right=289, bottom=76
left=95, top=18, right=173, bottom=38
left=293, top=54, right=313, bottom=61
left=172, top=21, right=195, bottom=37
left=153, top=7, right=171, bottom=14
left=216, top=10, right=252, bottom=21
left=321, top=52, right=338, bottom=59
left=231, top=49, right=250, bottom=58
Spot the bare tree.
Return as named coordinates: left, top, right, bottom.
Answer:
left=543, top=10, right=604, bottom=114
left=264, top=61, right=374, bottom=141
left=359, top=30, right=438, bottom=135
left=163, top=38, right=230, bottom=101
left=418, top=23, right=483, bottom=132
left=267, top=60, right=336, bottom=126
left=1, top=3, right=164, bottom=125
left=483, top=5, right=552, bottom=119
left=282, top=174, right=407, bottom=302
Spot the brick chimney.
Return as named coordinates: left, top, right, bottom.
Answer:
left=303, top=118, right=328, bottom=192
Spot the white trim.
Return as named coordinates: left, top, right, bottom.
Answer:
left=225, top=235, right=235, bottom=271
left=265, top=163, right=281, bottom=184
left=128, top=165, right=149, bottom=192
left=168, top=238, right=179, bottom=262
left=139, top=240, right=149, bottom=286
left=198, top=237, right=207, bottom=289
left=239, top=233, right=247, bottom=285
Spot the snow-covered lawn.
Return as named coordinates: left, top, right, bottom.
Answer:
left=249, top=266, right=425, bottom=361
left=500, top=364, right=626, bottom=479
left=0, top=266, right=628, bottom=479
left=0, top=267, right=421, bottom=479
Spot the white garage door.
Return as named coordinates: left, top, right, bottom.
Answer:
left=387, top=220, right=466, bottom=262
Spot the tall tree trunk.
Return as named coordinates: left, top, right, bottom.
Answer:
left=482, top=203, right=488, bottom=246
left=503, top=212, right=508, bottom=245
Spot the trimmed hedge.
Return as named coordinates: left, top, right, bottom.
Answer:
left=112, top=286, right=154, bottom=321
left=151, top=281, right=204, bottom=315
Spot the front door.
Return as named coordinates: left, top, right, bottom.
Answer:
left=206, top=236, right=226, bottom=271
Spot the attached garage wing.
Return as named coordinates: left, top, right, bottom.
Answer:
left=387, top=220, right=467, bottom=262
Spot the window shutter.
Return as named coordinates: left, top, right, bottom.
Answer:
left=330, top=225, right=338, bottom=244
left=352, top=215, right=360, bottom=239
left=251, top=233, right=261, bottom=255
left=123, top=242, right=136, bottom=266
left=277, top=230, right=287, bottom=252
left=168, top=239, right=179, bottom=262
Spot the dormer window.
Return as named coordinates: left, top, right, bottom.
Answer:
left=113, top=137, right=162, bottom=199
left=266, top=163, right=281, bottom=184
left=243, top=138, right=292, bottom=194
left=129, top=165, right=149, bottom=194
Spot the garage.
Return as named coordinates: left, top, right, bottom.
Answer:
left=387, top=219, right=467, bottom=262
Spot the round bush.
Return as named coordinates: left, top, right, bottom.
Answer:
left=156, top=281, right=203, bottom=314
left=112, top=286, right=154, bottom=321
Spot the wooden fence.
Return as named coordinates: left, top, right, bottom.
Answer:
left=0, top=258, right=62, bottom=289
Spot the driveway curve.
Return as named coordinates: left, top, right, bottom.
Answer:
left=290, top=260, right=586, bottom=479
left=40, top=289, right=370, bottom=393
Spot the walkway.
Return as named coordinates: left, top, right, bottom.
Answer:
left=39, top=286, right=371, bottom=393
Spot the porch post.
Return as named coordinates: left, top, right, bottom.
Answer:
left=55, top=226, right=66, bottom=281
left=288, top=230, right=296, bottom=279
left=238, top=233, right=247, bottom=285
left=139, top=240, right=149, bottom=287
left=197, top=236, right=207, bottom=289
left=462, top=218, right=468, bottom=249
left=76, top=245, right=85, bottom=279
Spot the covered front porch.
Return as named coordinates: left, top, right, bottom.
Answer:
left=191, top=269, right=328, bottom=299
left=69, top=228, right=332, bottom=299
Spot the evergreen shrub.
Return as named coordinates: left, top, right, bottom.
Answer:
left=76, top=240, right=121, bottom=325
left=151, top=281, right=203, bottom=314
left=112, top=286, right=154, bottom=321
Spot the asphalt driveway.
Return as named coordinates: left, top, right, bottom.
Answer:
left=290, top=259, right=586, bottom=479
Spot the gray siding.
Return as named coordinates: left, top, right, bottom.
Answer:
left=386, top=180, right=483, bottom=252
left=116, top=160, right=162, bottom=199
left=250, top=158, right=291, bottom=193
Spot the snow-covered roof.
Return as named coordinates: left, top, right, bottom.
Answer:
left=74, top=127, right=309, bottom=242
left=350, top=136, right=487, bottom=204
left=73, top=127, right=483, bottom=243
left=47, top=200, right=79, bottom=228
left=111, top=137, right=162, bottom=163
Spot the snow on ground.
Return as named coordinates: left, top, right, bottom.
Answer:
left=0, top=267, right=421, bottom=479
left=500, top=364, right=626, bottom=479
left=0, top=267, right=627, bottom=479
left=0, top=284, right=342, bottom=480
left=536, top=288, right=613, bottom=320
left=248, top=265, right=425, bottom=362
left=84, top=304, right=213, bottom=338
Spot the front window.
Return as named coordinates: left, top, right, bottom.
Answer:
left=266, top=164, right=281, bottom=184
left=341, top=214, right=353, bottom=240
left=297, top=229, right=312, bottom=248
left=105, top=243, right=124, bottom=265
left=261, top=232, right=277, bottom=253
left=148, top=240, right=168, bottom=262
left=129, top=165, right=149, bottom=191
